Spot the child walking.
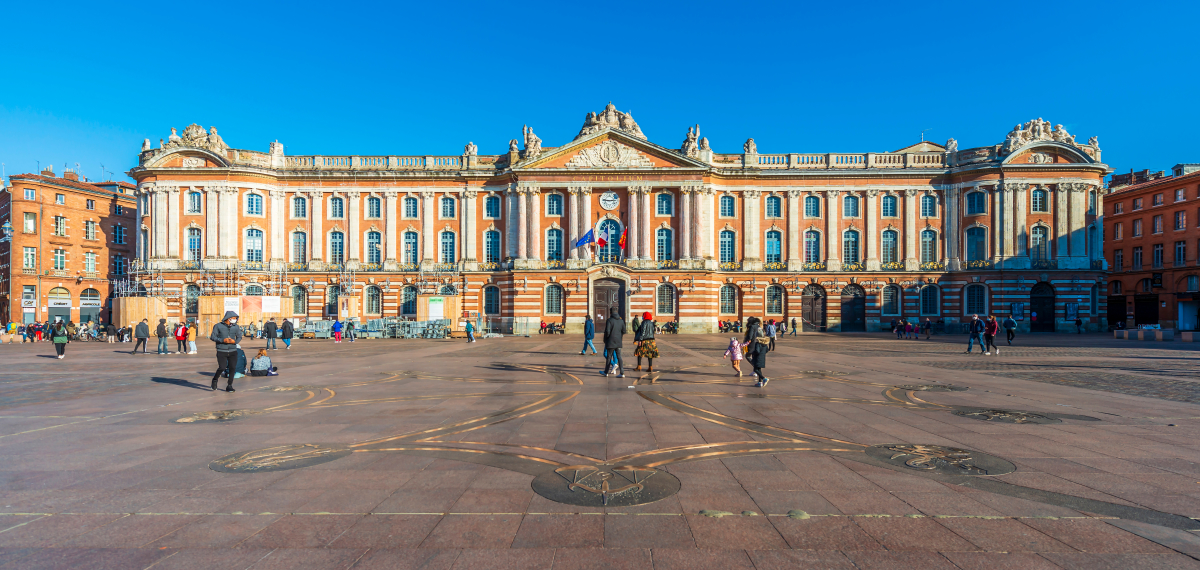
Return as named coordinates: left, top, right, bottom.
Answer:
left=723, top=337, right=744, bottom=377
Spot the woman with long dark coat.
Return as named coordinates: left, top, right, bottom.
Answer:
left=743, top=316, right=770, bottom=387
left=634, top=312, right=658, bottom=372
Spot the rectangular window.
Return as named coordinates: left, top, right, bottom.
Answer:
left=484, top=196, right=500, bottom=219
left=112, top=255, right=125, bottom=275
left=85, top=221, right=97, bottom=240
left=53, top=249, right=66, bottom=270
left=1177, top=189, right=1186, bottom=202
left=1133, top=246, right=1143, bottom=270
left=1114, top=223, right=1123, bottom=240
left=404, top=198, right=418, bottom=218
left=1133, top=219, right=1142, bottom=237
left=53, top=216, right=67, bottom=236
left=1133, top=198, right=1143, bottom=210
left=1114, top=250, right=1123, bottom=272
left=84, top=252, right=97, bottom=273
left=23, top=212, right=36, bottom=233
left=656, top=230, right=673, bottom=261
left=1176, top=241, right=1187, bottom=267
left=22, top=247, right=36, bottom=269
left=23, top=189, right=34, bottom=200
left=115, top=205, right=123, bottom=215
left=187, top=192, right=202, bottom=214
left=1114, top=202, right=1123, bottom=214
left=1154, top=193, right=1164, bottom=206
left=1153, top=243, right=1164, bottom=268
left=86, top=199, right=95, bottom=210
left=1153, top=215, right=1162, bottom=234
left=114, top=224, right=126, bottom=244
left=55, top=194, right=64, bottom=205
left=1177, top=211, right=1187, bottom=230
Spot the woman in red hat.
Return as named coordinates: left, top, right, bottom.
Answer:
left=633, top=311, right=658, bottom=373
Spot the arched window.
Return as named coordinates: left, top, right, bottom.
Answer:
left=965, top=284, right=987, bottom=315
left=719, top=230, right=736, bottom=263
left=720, top=285, right=738, bottom=314
left=245, top=284, right=264, bottom=296
left=657, top=284, right=676, bottom=315
left=656, top=193, right=674, bottom=216
left=1031, top=226, right=1049, bottom=260
left=843, top=195, right=860, bottom=217
left=967, top=191, right=987, bottom=215
left=329, top=197, right=344, bottom=219
left=483, top=286, right=500, bottom=315
left=805, top=231, right=821, bottom=263
left=882, top=285, right=901, bottom=316
left=545, top=284, right=563, bottom=315
left=1090, top=284, right=1099, bottom=314
left=1141, top=278, right=1153, bottom=293
left=881, top=230, right=898, bottom=263
left=186, top=191, right=202, bottom=214
left=292, top=196, right=307, bottom=218
left=326, top=285, right=340, bottom=316
left=920, top=194, right=937, bottom=217
left=329, top=231, right=345, bottom=264
left=401, top=286, right=418, bottom=315
left=185, top=284, right=201, bottom=314
left=365, top=286, right=381, bottom=314
left=1188, top=275, right=1200, bottom=292
left=292, top=232, right=307, bottom=263
left=367, top=196, right=381, bottom=218
left=403, top=197, right=418, bottom=218
left=765, top=195, right=782, bottom=218
left=842, top=230, right=860, bottom=263
left=187, top=228, right=202, bottom=261
left=403, top=232, right=418, bottom=263
left=292, top=286, right=307, bottom=315
left=804, top=195, right=820, bottom=217
left=440, top=231, right=456, bottom=262
left=966, top=227, right=987, bottom=261
left=882, top=194, right=897, bottom=217
left=766, top=285, right=784, bottom=315
left=439, top=284, right=457, bottom=296
left=48, top=287, right=70, bottom=301
left=920, top=286, right=939, bottom=315
left=1111, top=281, right=1122, bottom=295
left=546, top=229, right=563, bottom=261
left=246, top=193, right=263, bottom=216
left=597, top=220, right=622, bottom=263
left=1089, top=191, right=1097, bottom=215
left=720, top=195, right=735, bottom=217
left=1032, top=188, right=1049, bottom=213
left=656, top=228, right=673, bottom=261
left=366, top=231, right=382, bottom=264
left=920, top=230, right=937, bottom=263
left=546, top=194, right=563, bottom=216
left=245, top=229, right=264, bottom=262
left=441, top=196, right=456, bottom=218
left=484, top=231, right=501, bottom=263
left=765, top=230, right=782, bottom=263
left=485, top=196, right=501, bottom=218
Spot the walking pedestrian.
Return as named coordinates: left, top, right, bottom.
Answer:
left=744, top=317, right=771, bottom=387
left=1003, top=315, right=1017, bottom=345
left=34, top=321, right=43, bottom=342
left=132, top=319, right=150, bottom=354
left=634, top=311, right=658, bottom=372
left=264, top=318, right=278, bottom=350
left=187, top=321, right=198, bottom=354
left=346, top=320, right=356, bottom=342
left=155, top=319, right=170, bottom=354
left=106, top=322, right=117, bottom=344
left=894, top=319, right=903, bottom=339
left=723, top=337, right=744, bottom=377
left=922, top=318, right=932, bottom=339
left=209, top=311, right=242, bottom=392
left=281, top=319, right=294, bottom=349
left=1075, top=317, right=1083, bottom=334
left=965, top=314, right=985, bottom=354
left=174, top=322, right=188, bottom=354
left=51, top=322, right=69, bottom=359
left=331, top=319, right=343, bottom=343
left=580, top=315, right=598, bottom=354
left=601, top=307, right=625, bottom=378
left=465, top=320, right=476, bottom=343
left=631, top=314, right=641, bottom=336
left=984, top=315, right=1000, bottom=355
left=766, top=319, right=777, bottom=351
left=790, top=317, right=798, bottom=336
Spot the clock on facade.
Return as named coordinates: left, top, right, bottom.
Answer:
left=599, top=191, right=619, bottom=211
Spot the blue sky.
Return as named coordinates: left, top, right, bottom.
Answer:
left=2, top=1, right=1195, bottom=184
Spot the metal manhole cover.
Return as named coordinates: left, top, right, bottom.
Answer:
left=867, top=444, right=1015, bottom=476
left=532, top=465, right=680, bottom=507
left=210, top=444, right=352, bottom=473
left=951, top=408, right=1061, bottom=424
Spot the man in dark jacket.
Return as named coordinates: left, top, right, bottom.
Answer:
left=965, top=314, right=985, bottom=354
left=209, top=311, right=243, bottom=392
left=131, top=319, right=150, bottom=354
left=155, top=319, right=170, bottom=355
left=1002, top=316, right=1017, bottom=345
left=601, top=307, right=625, bottom=378
left=280, top=319, right=294, bottom=349
left=580, top=315, right=598, bottom=355
left=264, top=318, right=279, bottom=350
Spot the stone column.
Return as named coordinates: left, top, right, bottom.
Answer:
left=627, top=187, right=640, bottom=260
left=903, top=189, right=918, bottom=271
left=992, top=185, right=1004, bottom=265
left=347, top=192, right=361, bottom=263
left=421, top=191, right=435, bottom=262
left=865, top=190, right=880, bottom=271
left=1055, top=183, right=1069, bottom=260
left=945, top=188, right=960, bottom=271
left=166, top=187, right=180, bottom=260
left=462, top=189, right=478, bottom=270
left=384, top=191, right=398, bottom=269
left=743, top=189, right=762, bottom=270
left=787, top=190, right=801, bottom=270
left=580, top=187, right=592, bottom=262
left=567, top=188, right=580, bottom=260
left=680, top=187, right=693, bottom=260
left=135, top=186, right=148, bottom=260
left=505, top=186, right=519, bottom=259
left=692, top=185, right=705, bottom=260
left=270, top=189, right=285, bottom=264
left=153, top=187, right=169, bottom=258
left=641, top=188, right=653, bottom=261
left=310, top=190, right=324, bottom=263
left=825, top=189, right=841, bottom=271
left=516, top=188, right=528, bottom=260
left=1068, top=182, right=1087, bottom=262
left=700, top=186, right=716, bottom=265
left=527, top=189, right=541, bottom=262
left=1014, top=184, right=1028, bottom=263
left=217, top=187, right=238, bottom=258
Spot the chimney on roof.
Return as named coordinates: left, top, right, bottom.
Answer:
left=62, top=167, right=79, bottom=182
left=41, top=165, right=54, bottom=177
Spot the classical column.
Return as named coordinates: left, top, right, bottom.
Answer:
left=527, top=189, right=541, bottom=261
left=903, top=189, right=918, bottom=271
left=865, top=190, right=880, bottom=271
left=270, top=189, right=285, bottom=263
left=1014, top=184, right=1028, bottom=261
left=310, top=190, right=324, bottom=262
left=516, top=188, right=528, bottom=260
left=217, top=187, right=238, bottom=258
left=567, top=187, right=580, bottom=260
left=505, top=186, right=519, bottom=259
left=1054, top=183, right=1069, bottom=260
left=205, top=187, right=219, bottom=259
left=692, top=185, right=705, bottom=259
left=700, top=186, right=716, bottom=263
left=945, top=187, right=960, bottom=271
left=627, top=187, right=640, bottom=260
left=825, top=189, right=841, bottom=271
left=992, top=185, right=1004, bottom=265
left=641, top=188, right=653, bottom=261
left=1068, top=182, right=1087, bottom=262
left=786, top=190, right=801, bottom=270
left=580, top=187, right=592, bottom=261
left=680, top=187, right=693, bottom=260
left=421, top=191, right=435, bottom=262
left=166, top=187, right=180, bottom=259
left=743, top=189, right=762, bottom=270
left=462, top=189, right=478, bottom=268
left=347, top=192, right=361, bottom=263
left=384, top=191, right=398, bottom=269
left=153, top=187, right=169, bottom=258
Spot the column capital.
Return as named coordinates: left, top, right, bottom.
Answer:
left=865, top=189, right=880, bottom=198
left=420, top=190, right=436, bottom=199
left=463, top=189, right=479, bottom=200
left=345, top=190, right=362, bottom=199
left=383, top=190, right=399, bottom=199
left=787, top=189, right=802, bottom=199
left=743, top=189, right=762, bottom=199
left=680, top=183, right=702, bottom=194
left=825, top=189, right=841, bottom=198
left=903, top=188, right=918, bottom=197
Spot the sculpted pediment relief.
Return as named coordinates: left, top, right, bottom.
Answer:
left=564, top=140, right=654, bottom=169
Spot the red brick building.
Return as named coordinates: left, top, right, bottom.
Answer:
left=1104, top=164, right=1200, bottom=330
left=0, top=168, right=137, bottom=325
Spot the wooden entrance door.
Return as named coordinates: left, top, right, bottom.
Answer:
left=1029, top=282, right=1056, bottom=332
left=840, top=284, right=866, bottom=332
left=801, top=284, right=826, bottom=332
left=593, top=279, right=625, bottom=330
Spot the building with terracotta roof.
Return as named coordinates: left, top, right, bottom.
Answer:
left=1104, top=165, right=1200, bottom=330
left=0, top=167, right=137, bottom=325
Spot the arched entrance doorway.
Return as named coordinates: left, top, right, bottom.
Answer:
left=47, top=287, right=71, bottom=323
left=1030, top=282, right=1056, bottom=332
left=840, top=284, right=866, bottom=332
left=801, top=284, right=826, bottom=332
left=592, top=278, right=626, bottom=331
left=79, top=288, right=102, bottom=325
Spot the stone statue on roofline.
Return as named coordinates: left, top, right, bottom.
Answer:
left=206, top=127, right=228, bottom=152
left=167, top=127, right=182, bottom=146
left=523, top=125, right=542, bottom=159
left=945, top=138, right=957, bottom=154
left=1088, top=136, right=1099, bottom=149
left=574, top=102, right=647, bottom=140
left=743, top=138, right=757, bottom=154
left=681, top=126, right=699, bottom=158
left=1001, top=118, right=1090, bottom=155
left=464, top=142, right=478, bottom=156
left=509, top=139, right=519, bottom=153
left=141, top=139, right=151, bottom=152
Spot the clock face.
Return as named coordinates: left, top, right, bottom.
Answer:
left=599, top=191, right=620, bottom=211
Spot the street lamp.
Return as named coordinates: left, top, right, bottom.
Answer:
left=0, top=220, right=12, bottom=243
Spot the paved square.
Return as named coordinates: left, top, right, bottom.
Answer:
left=1, top=333, right=1200, bottom=568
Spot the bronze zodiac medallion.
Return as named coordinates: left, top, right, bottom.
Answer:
left=532, top=464, right=681, bottom=507
left=867, top=444, right=1016, bottom=476
left=210, top=444, right=352, bottom=473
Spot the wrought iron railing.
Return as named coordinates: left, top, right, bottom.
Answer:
left=803, top=261, right=826, bottom=271
left=719, top=261, right=743, bottom=271
left=239, top=261, right=265, bottom=271
left=881, top=261, right=904, bottom=270
left=843, top=262, right=865, bottom=272
left=764, top=261, right=787, bottom=271
left=658, top=260, right=679, bottom=269
left=397, top=262, right=419, bottom=271
left=430, top=262, right=458, bottom=272
left=359, top=263, right=383, bottom=271
left=287, top=262, right=310, bottom=271
left=1031, top=258, right=1057, bottom=270
left=964, top=259, right=994, bottom=269
left=181, top=260, right=201, bottom=270
left=478, top=261, right=503, bottom=271
left=919, top=261, right=944, bottom=271
left=547, top=259, right=567, bottom=269
left=326, top=263, right=344, bottom=272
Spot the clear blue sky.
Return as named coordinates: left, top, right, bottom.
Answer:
left=2, top=1, right=1195, bottom=184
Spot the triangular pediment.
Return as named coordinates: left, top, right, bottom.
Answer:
left=516, top=129, right=708, bottom=170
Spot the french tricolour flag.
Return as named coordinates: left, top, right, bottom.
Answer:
left=596, top=226, right=609, bottom=247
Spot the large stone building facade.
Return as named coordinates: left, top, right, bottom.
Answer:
left=127, top=107, right=1110, bottom=333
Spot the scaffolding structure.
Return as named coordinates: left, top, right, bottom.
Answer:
left=114, top=258, right=170, bottom=298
